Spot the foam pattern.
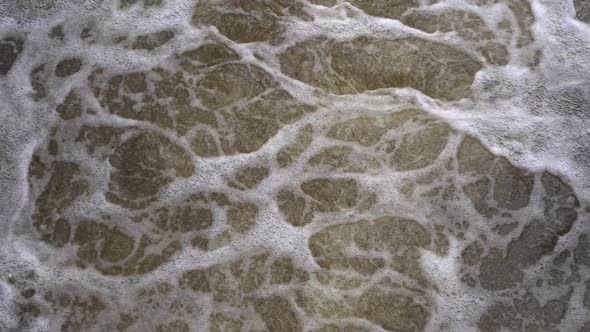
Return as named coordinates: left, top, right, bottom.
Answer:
left=1, top=0, right=590, bottom=331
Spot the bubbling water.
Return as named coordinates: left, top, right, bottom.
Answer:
left=1, top=0, right=590, bottom=331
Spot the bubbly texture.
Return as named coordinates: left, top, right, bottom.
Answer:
left=1, top=0, right=590, bottom=331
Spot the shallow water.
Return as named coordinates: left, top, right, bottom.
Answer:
left=1, top=0, right=590, bottom=331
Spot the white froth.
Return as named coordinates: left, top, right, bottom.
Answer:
left=1, top=0, right=590, bottom=330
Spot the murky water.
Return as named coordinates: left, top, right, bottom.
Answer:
left=1, top=0, right=590, bottom=331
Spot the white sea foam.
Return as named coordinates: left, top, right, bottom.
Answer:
left=0, top=0, right=589, bottom=330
